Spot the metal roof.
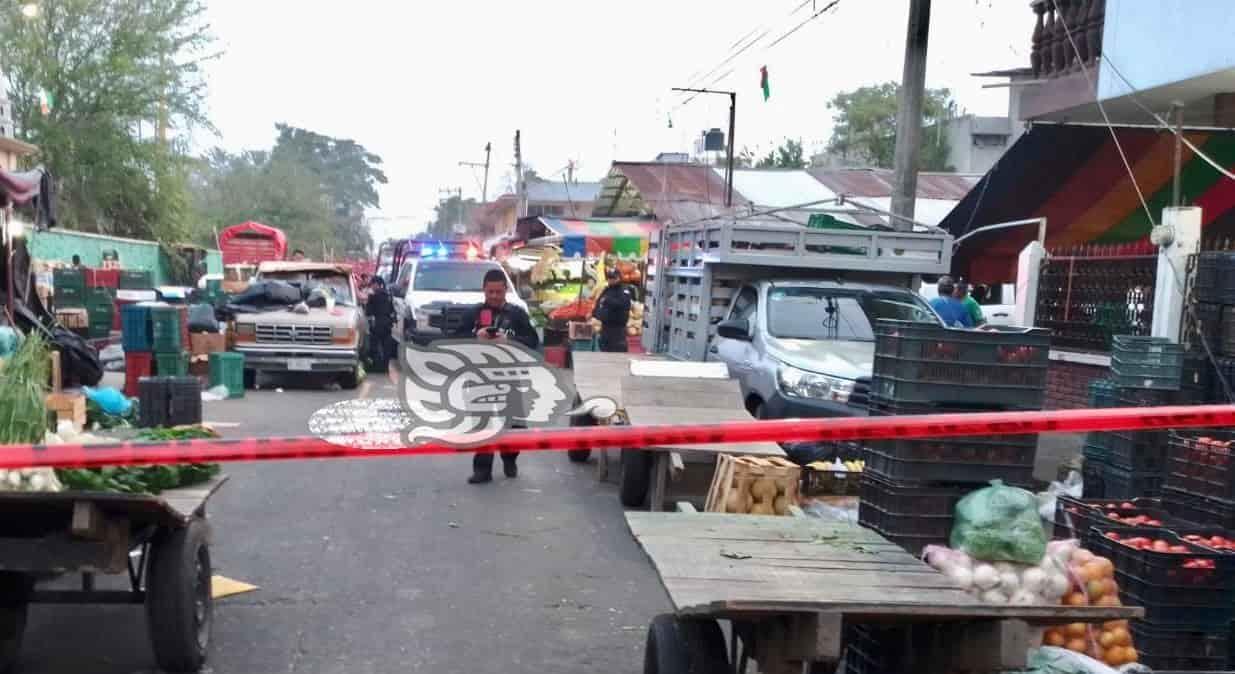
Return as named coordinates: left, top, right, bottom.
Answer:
left=808, top=168, right=980, bottom=200
left=592, top=162, right=744, bottom=222
left=525, top=181, right=602, bottom=204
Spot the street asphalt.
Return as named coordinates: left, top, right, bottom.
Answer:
left=18, top=371, right=669, bottom=673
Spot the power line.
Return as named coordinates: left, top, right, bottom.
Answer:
left=764, top=0, right=841, bottom=51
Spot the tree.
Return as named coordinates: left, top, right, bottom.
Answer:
left=0, top=0, right=216, bottom=240
left=754, top=138, right=807, bottom=169
left=826, top=82, right=956, bottom=171
left=270, top=124, right=388, bottom=256
left=427, top=195, right=479, bottom=239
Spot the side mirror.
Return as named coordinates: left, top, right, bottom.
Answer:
left=717, top=318, right=751, bottom=341
left=518, top=286, right=533, bottom=301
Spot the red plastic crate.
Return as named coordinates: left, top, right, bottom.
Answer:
left=124, top=352, right=153, bottom=398
left=177, top=306, right=190, bottom=351
left=84, top=268, right=119, bottom=288
left=543, top=345, right=568, bottom=369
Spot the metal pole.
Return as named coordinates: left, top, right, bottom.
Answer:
left=482, top=142, right=491, bottom=204
left=1172, top=102, right=1185, bottom=207
left=890, top=0, right=932, bottom=232
left=726, top=92, right=736, bottom=208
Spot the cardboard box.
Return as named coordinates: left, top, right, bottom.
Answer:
left=190, top=332, right=226, bottom=355
left=567, top=321, right=595, bottom=341
left=45, top=391, right=86, bottom=431
left=55, top=308, right=88, bottom=329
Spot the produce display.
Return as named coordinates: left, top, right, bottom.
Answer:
left=54, top=426, right=222, bottom=495
left=725, top=477, right=792, bottom=515
left=806, top=458, right=865, bottom=473
left=1039, top=540, right=1139, bottom=668
left=923, top=545, right=1070, bottom=606
left=549, top=299, right=594, bottom=322
left=950, top=480, right=1047, bottom=565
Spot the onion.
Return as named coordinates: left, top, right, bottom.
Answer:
left=1021, top=567, right=1047, bottom=595
left=998, top=571, right=1021, bottom=593
left=972, top=564, right=1000, bottom=590
left=1044, top=571, right=1071, bottom=600
left=1047, top=539, right=1079, bottom=566
left=923, top=545, right=954, bottom=571
left=945, top=566, right=974, bottom=591
left=1009, top=589, right=1040, bottom=605
left=979, top=589, right=1008, bottom=604
left=951, top=550, right=973, bottom=568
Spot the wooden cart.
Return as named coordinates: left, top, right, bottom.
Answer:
left=567, top=351, right=663, bottom=470
left=0, top=476, right=227, bottom=673
left=628, top=510, right=1142, bottom=674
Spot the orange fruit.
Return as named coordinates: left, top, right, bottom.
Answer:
left=1125, top=647, right=1138, bottom=663
left=1064, top=592, right=1088, bottom=606
left=1110, top=626, right=1131, bottom=646
left=1064, top=622, right=1088, bottom=638
left=1065, top=638, right=1088, bottom=653
left=1045, top=630, right=1067, bottom=647
left=1096, top=594, right=1122, bottom=607
left=1103, top=619, right=1128, bottom=631
left=1098, top=630, right=1117, bottom=648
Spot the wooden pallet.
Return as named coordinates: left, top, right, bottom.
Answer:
left=704, top=454, right=801, bottom=515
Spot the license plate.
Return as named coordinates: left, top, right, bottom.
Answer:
left=287, top=358, right=312, bottom=372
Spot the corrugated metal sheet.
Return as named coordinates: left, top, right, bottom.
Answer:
left=526, top=181, right=602, bottom=204
left=846, top=197, right=965, bottom=227
left=720, top=168, right=838, bottom=207
left=809, top=168, right=979, bottom=200
left=593, top=162, right=744, bottom=224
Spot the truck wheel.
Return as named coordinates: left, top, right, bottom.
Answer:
left=338, top=367, right=362, bottom=390
left=567, top=401, right=593, bottom=463
left=619, top=449, right=653, bottom=507
left=243, top=369, right=257, bottom=389
left=643, top=614, right=729, bottom=674
left=0, top=573, right=31, bottom=674
left=146, top=519, right=212, bottom=673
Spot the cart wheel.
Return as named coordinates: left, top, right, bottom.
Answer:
left=0, top=573, right=31, bottom=674
left=146, top=519, right=212, bottom=673
left=619, top=449, right=653, bottom=507
left=567, top=404, right=594, bottom=463
left=567, top=449, right=593, bottom=463
left=643, top=614, right=729, bottom=674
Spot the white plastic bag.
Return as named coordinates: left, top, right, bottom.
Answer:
left=1038, top=470, right=1083, bottom=522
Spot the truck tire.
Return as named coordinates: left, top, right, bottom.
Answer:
left=243, top=369, right=257, bottom=389
left=338, top=366, right=362, bottom=390
left=567, top=401, right=593, bottom=463
left=146, top=519, right=212, bottom=673
left=643, top=614, right=728, bottom=674
left=619, top=449, right=653, bottom=508
left=0, top=573, right=31, bottom=674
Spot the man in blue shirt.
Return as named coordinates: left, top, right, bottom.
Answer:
left=929, top=275, right=974, bottom=328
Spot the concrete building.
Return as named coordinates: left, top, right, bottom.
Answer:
left=943, top=115, right=1016, bottom=174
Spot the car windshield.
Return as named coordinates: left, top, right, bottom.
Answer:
left=767, top=287, right=938, bottom=341
left=260, top=271, right=355, bottom=306
left=413, top=261, right=499, bottom=292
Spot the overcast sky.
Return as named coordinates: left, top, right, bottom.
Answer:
left=198, top=0, right=1029, bottom=243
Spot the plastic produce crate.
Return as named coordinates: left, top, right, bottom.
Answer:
left=1106, top=429, right=1167, bottom=472
left=1166, top=430, right=1235, bottom=502
left=861, top=438, right=1035, bottom=485
left=1191, top=302, right=1226, bottom=352
left=871, top=320, right=1049, bottom=408
left=857, top=473, right=972, bottom=555
left=124, top=352, right=153, bottom=398
left=1102, top=463, right=1164, bottom=499
left=83, top=267, right=119, bottom=288
left=1164, top=487, right=1235, bottom=529
left=1052, top=495, right=1171, bottom=542
left=137, top=377, right=168, bottom=428
left=52, top=268, right=85, bottom=307
left=84, top=286, right=115, bottom=308
left=1181, top=351, right=1217, bottom=404
left=121, top=303, right=153, bottom=352
left=208, top=352, right=245, bottom=399
left=1083, top=459, right=1106, bottom=499
left=1130, top=622, right=1231, bottom=672
left=570, top=338, right=596, bottom=352
left=1111, top=336, right=1184, bottom=390
left=1195, top=251, right=1235, bottom=305
left=149, top=306, right=182, bottom=352
left=118, top=269, right=153, bottom=290
left=154, top=351, right=189, bottom=377
left=1090, top=526, right=1235, bottom=588
left=166, top=376, right=202, bottom=426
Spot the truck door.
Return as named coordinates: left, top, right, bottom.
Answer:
left=710, top=285, right=759, bottom=389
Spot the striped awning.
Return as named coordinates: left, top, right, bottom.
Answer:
left=522, top=217, right=659, bottom=259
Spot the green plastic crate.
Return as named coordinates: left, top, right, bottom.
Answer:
left=119, top=269, right=153, bottom=290
left=209, top=352, right=245, bottom=399
left=84, top=286, right=115, bottom=307
left=149, top=306, right=182, bottom=352
left=155, top=351, right=189, bottom=377
left=53, top=268, right=86, bottom=307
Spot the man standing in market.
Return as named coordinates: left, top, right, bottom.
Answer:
left=364, top=276, right=396, bottom=373
left=929, top=275, right=973, bottom=328
left=451, top=269, right=540, bottom=484
left=592, top=268, right=633, bottom=352
left=955, top=280, right=986, bottom=328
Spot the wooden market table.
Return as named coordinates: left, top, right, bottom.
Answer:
left=627, top=510, right=1142, bottom=674
left=566, top=351, right=664, bottom=475
left=620, top=375, right=784, bottom=511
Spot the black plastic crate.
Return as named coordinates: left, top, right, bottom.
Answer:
left=166, top=377, right=202, bottom=426
left=1052, top=495, right=1173, bottom=542
left=1131, top=621, right=1231, bottom=672
left=861, top=433, right=1036, bottom=485
left=1111, top=336, right=1184, bottom=390
left=857, top=474, right=972, bottom=556
left=1090, top=526, right=1235, bottom=589
left=1181, top=350, right=1218, bottom=403
left=1117, top=569, right=1235, bottom=607
left=1083, top=459, right=1106, bottom=499
left=1166, top=430, right=1235, bottom=502
left=1117, top=386, right=1180, bottom=407
left=1106, top=429, right=1167, bottom=472
left=137, top=376, right=168, bottom=428
left=871, top=319, right=1049, bottom=407
left=1102, top=463, right=1164, bottom=499
left=1195, top=251, right=1235, bottom=305
left=1191, top=302, right=1227, bottom=352
left=1164, top=487, right=1235, bottom=529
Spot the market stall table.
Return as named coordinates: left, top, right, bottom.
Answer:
left=568, top=351, right=663, bottom=476
left=627, top=510, right=1142, bottom=674
left=620, top=375, right=784, bottom=511
left=0, top=475, right=227, bottom=673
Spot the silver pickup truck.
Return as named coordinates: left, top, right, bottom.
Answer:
left=232, top=262, right=367, bottom=389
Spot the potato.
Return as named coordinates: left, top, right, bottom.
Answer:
left=751, top=478, right=778, bottom=501
left=725, top=490, right=745, bottom=513
left=772, top=495, right=787, bottom=515
left=750, top=502, right=775, bottom=516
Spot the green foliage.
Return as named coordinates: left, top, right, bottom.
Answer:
left=826, top=82, right=956, bottom=171
left=428, top=195, right=478, bottom=239
left=754, top=138, right=807, bottom=169
left=0, top=0, right=216, bottom=240
left=0, top=334, right=49, bottom=445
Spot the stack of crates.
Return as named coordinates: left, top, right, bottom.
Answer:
left=1182, top=251, right=1235, bottom=404
left=209, top=352, right=245, bottom=399
left=149, top=305, right=188, bottom=378
left=122, top=303, right=154, bottom=398
left=1084, top=336, right=1186, bottom=500
left=119, top=269, right=153, bottom=290
left=1164, top=428, right=1235, bottom=529
left=52, top=267, right=85, bottom=308
left=856, top=320, right=1051, bottom=555
left=137, top=376, right=202, bottom=428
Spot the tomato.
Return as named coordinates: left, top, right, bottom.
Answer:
left=1120, top=502, right=1134, bottom=509
left=1168, top=545, right=1191, bottom=553
left=1146, top=519, right=1162, bottom=526
left=1152, top=540, right=1171, bottom=552
left=1106, top=512, right=1120, bottom=520
left=1106, top=532, right=1121, bottom=541
left=1212, top=536, right=1228, bottom=547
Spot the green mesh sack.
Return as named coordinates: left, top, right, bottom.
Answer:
left=949, top=480, right=1047, bottom=565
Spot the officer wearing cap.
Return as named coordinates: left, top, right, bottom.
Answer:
left=592, top=268, right=633, bottom=352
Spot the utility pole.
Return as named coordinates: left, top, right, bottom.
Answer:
left=672, top=87, right=737, bottom=208
left=438, top=187, right=463, bottom=236
left=458, top=141, right=492, bottom=204
left=1172, top=102, right=1185, bottom=207
left=890, top=0, right=931, bottom=232
left=566, top=160, right=575, bottom=184
left=514, top=130, right=525, bottom=218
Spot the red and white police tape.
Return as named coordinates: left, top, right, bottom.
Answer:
left=1, top=404, right=1232, bottom=470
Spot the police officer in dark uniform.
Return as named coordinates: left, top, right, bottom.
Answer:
left=592, top=268, right=633, bottom=352
left=364, top=276, right=397, bottom=371
left=451, top=269, right=541, bottom=484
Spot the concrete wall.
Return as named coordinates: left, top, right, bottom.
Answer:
left=944, top=115, right=1012, bottom=174
left=1098, top=0, right=1235, bottom=100
left=28, top=228, right=222, bottom=286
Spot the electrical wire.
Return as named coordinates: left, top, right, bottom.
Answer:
left=764, top=0, right=840, bottom=52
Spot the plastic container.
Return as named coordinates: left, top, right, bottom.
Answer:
left=1111, top=336, right=1184, bottom=390
left=1052, top=495, right=1172, bottom=542
left=1083, top=459, right=1106, bottom=499
left=1130, top=621, right=1230, bottom=672
left=137, top=377, right=168, bottom=428
left=570, top=338, right=596, bottom=352
left=1090, top=526, right=1235, bottom=589
left=124, top=352, right=153, bottom=398
left=166, top=376, right=202, bottom=426
left=149, top=306, right=182, bottom=352
left=118, top=269, right=153, bottom=290
left=1165, top=430, right=1235, bottom=502
left=1164, top=487, right=1235, bottom=529
left=871, top=319, right=1049, bottom=408
left=1195, top=251, right=1235, bottom=305
left=208, top=352, right=245, bottom=399
left=1106, top=429, right=1167, bottom=472
left=154, top=351, right=189, bottom=377
left=862, top=441, right=1035, bottom=485
left=1102, top=463, right=1164, bottom=499
left=83, top=268, right=119, bottom=289
left=121, top=303, right=153, bottom=352
left=857, top=473, right=972, bottom=555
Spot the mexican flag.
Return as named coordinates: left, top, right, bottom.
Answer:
left=760, top=66, right=770, bottom=101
